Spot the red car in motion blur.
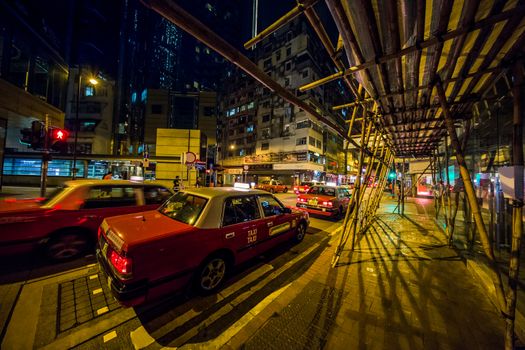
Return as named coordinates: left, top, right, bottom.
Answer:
left=0, top=180, right=172, bottom=261
left=296, top=185, right=352, bottom=219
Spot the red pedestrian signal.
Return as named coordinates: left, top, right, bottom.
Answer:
left=49, top=127, right=69, bottom=152
left=51, top=128, right=69, bottom=141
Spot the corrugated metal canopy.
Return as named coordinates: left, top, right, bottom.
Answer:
left=303, top=0, right=525, bottom=158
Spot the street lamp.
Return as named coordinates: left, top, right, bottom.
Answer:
left=72, top=67, right=98, bottom=179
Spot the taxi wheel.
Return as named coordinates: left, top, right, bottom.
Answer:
left=46, top=231, right=90, bottom=261
left=334, top=206, right=344, bottom=220
left=294, top=222, right=306, bottom=243
left=196, top=254, right=229, bottom=293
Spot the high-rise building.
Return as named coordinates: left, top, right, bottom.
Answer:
left=117, top=0, right=243, bottom=157
left=218, top=17, right=349, bottom=186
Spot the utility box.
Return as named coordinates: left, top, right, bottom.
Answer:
left=498, top=166, right=524, bottom=200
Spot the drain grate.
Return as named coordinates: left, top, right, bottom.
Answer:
left=56, top=273, right=121, bottom=333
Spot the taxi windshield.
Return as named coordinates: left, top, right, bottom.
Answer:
left=307, top=186, right=336, bottom=197
left=158, top=192, right=208, bottom=225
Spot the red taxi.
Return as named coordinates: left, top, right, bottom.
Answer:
left=293, top=181, right=323, bottom=194
left=97, top=187, right=309, bottom=307
left=0, top=180, right=172, bottom=261
left=296, top=185, right=352, bottom=219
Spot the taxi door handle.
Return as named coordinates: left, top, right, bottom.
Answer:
left=225, top=232, right=235, bottom=239
left=267, top=222, right=273, bottom=227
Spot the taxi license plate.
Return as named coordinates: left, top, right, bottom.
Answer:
left=308, top=199, right=317, bottom=206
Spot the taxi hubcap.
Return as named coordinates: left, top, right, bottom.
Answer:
left=201, top=258, right=226, bottom=290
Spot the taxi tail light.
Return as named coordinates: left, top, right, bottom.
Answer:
left=97, top=227, right=102, bottom=239
left=299, top=197, right=307, bottom=202
left=110, top=250, right=133, bottom=277
left=322, top=201, right=333, bottom=207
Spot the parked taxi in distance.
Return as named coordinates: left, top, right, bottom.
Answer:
left=255, top=179, right=289, bottom=193
left=296, top=185, right=352, bottom=219
left=0, top=180, right=172, bottom=261
left=97, top=186, right=309, bottom=307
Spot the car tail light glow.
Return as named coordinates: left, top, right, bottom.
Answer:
left=299, top=197, right=307, bottom=202
left=322, top=201, right=333, bottom=207
left=110, top=250, right=132, bottom=276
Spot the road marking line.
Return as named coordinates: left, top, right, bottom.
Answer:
left=87, top=263, right=96, bottom=267
left=130, top=264, right=274, bottom=350
left=92, top=288, right=103, bottom=295
left=96, top=306, right=109, bottom=315
left=153, top=241, right=325, bottom=348
left=103, top=331, right=117, bottom=343
left=89, top=274, right=98, bottom=280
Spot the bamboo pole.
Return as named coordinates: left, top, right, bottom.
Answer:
left=350, top=120, right=372, bottom=250
left=436, top=80, right=507, bottom=311
left=504, top=62, right=524, bottom=350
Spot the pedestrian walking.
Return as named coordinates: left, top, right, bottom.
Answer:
left=195, top=178, right=202, bottom=188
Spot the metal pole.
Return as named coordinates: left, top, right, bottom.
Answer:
left=436, top=79, right=507, bottom=311
left=72, top=66, right=81, bottom=180
left=40, top=115, right=49, bottom=198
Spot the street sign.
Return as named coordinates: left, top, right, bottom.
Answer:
left=185, top=151, right=197, bottom=165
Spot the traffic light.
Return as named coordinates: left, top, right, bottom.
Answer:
left=19, top=121, right=45, bottom=149
left=49, top=127, right=69, bottom=152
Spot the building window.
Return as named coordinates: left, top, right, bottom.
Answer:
left=285, top=61, right=292, bottom=71
left=284, top=77, right=290, bottom=87
left=247, top=125, right=254, bottom=133
left=302, top=70, right=308, bottom=78
left=296, top=137, right=307, bottom=146
left=275, top=50, right=281, bottom=61
left=309, top=137, right=316, bottom=146
left=296, top=120, right=310, bottom=129
left=195, top=46, right=200, bottom=53
left=247, top=101, right=255, bottom=109
left=262, top=114, right=271, bottom=123
left=316, top=140, right=322, bottom=148
left=287, top=31, right=293, bottom=42
left=238, top=127, right=245, bottom=134
left=151, top=104, right=162, bottom=114
left=261, top=142, right=269, bottom=150
left=286, top=46, right=292, bottom=57
left=85, top=86, right=94, bottom=97
left=264, top=58, right=272, bottom=69
left=262, top=128, right=270, bottom=139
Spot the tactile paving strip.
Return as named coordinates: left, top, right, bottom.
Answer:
left=56, top=273, right=121, bottom=333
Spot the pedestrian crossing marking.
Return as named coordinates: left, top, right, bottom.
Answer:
left=92, top=288, right=103, bottom=295
left=97, top=306, right=109, bottom=315
left=103, top=331, right=117, bottom=343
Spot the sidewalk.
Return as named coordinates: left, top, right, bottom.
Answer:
left=226, top=195, right=507, bottom=349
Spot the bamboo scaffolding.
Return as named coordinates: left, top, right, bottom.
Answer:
left=299, top=6, right=525, bottom=92
left=504, top=62, right=524, bottom=350
left=436, top=79, right=507, bottom=311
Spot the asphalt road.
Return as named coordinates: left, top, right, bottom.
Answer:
left=0, top=192, right=343, bottom=349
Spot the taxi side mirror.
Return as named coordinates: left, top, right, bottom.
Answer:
left=282, top=207, right=292, bottom=214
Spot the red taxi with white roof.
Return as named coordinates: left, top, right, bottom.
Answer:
left=296, top=185, right=352, bottom=219
left=293, top=180, right=323, bottom=194
left=0, top=180, right=172, bottom=261
left=97, top=185, right=309, bottom=306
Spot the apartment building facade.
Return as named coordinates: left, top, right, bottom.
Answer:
left=218, top=17, right=349, bottom=186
